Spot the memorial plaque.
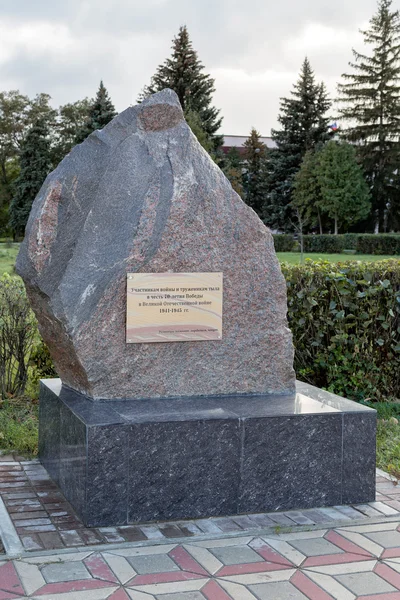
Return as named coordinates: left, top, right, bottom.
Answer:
left=126, top=272, right=223, bottom=343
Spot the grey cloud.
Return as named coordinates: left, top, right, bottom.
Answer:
left=0, top=0, right=385, bottom=133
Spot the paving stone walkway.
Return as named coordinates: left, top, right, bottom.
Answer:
left=3, top=457, right=400, bottom=597
left=3, top=521, right=400, bottom=598
left=1, top=455, right=400, bottom=554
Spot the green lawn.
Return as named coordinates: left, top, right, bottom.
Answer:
left=0, top=245, right=19, bottom=274
left=277, top=252, right=399, bottom=264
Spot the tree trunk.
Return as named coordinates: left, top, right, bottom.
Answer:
left=334, top=215, right=338, bottom=235
left=317, top=207, right=323, bottom=234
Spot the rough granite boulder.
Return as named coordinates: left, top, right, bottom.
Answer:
left=16, top=89, right=295, bottom=400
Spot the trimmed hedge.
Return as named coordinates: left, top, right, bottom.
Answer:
left=273, top=233, right=400, bottom=255
left=272, top=234, right=296, bottom=252
left=282, top=259, right=400, bottom=402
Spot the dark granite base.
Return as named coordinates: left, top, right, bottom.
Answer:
left=39, top=380, right=376, bottom=527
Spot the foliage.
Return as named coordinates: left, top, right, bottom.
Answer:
left=0, top=396, right=38, bottom=456
left=376, top=419, right=400, bottom=477
left=273, top=234, right=296, bottom=252
left=29, top=339, right=57, bottom=388
left=338, top=0, right=400, bottom=231
left=0, top=274, right=38, bottom=399
left=317, top=141, right=371, bottom=233
left=9, top=120, right=52, bottom=237
left=75, top=81, right=116, bottom=144
left=0, top=92, right=56, bottom=186
left=52, top=98, right=92, bottom=165
left=142, top=25, right=223, bottom=151
left=0, top=158, right=19, bottom=237
left=184, top=108, right=215, bottom=156
left=264, top=58, right=331, bottom=231
left=292, top=149, right=324, bottom=234
left=276, top=252, right=396, bottom=264
left=0, top=244, right=18, bottom=274
left=221, top=148, right=244, bottom=197
left=282, top=259, right=400, bottom=402
left=357, top=234, right=400, bottom=255
left=275, top=233, right=400, bottom=254
left=242, top=128, right=268, bottom=215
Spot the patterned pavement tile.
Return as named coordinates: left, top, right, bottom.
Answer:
left=3, top=466, right=400, bottom=598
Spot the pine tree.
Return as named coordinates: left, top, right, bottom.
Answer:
left=264, top=58, right=331, bottom=231
left=242, top=128, right=268, bottom=216
left=75, top=81, right=117, bottom=143
left=222, top=147, right=244, bottom=197
left=142, top=26, right=223, bottom=151
left=292, top=150, right=324, bottom=233
left=338, top=0, right=400, bottom=232
left=317, top=141, right=371, bottom=234
left=9, top=120, right=51, bottom=237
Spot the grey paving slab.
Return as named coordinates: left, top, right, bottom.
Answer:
left=283, top=512, right=316, bottom=526
left=290, top=537, right=344, bottom=556
left=42, top=561, right=91, bottom=583
left=249, top=581, right=308, bottom=599
left=336, top=571, right=396, bottom=595
left=365, top=530, right=400, bottom=547
left=127, top=554, right=180, bottom=574
left=210, top=545, right=263, bottom=565
left=156, top=594, right=204, bottom=600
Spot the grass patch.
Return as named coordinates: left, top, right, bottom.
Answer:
left=276, top=252, right=399, bottom=264
left=0, top=396, right=38, bottom=457
left=377, top=419, right=400, bottom=479
left=0, top=245, right=19, bottom=275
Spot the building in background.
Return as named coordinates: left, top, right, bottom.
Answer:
left=222, top=135, right=276, bottom=154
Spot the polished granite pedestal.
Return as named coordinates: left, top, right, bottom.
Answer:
left=39, top=379, right=376, bottom=527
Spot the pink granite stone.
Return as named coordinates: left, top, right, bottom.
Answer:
left=16, top=89, right=295, bottom=400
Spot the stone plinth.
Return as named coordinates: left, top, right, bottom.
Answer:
left=39, top=379, right=376, bottom=527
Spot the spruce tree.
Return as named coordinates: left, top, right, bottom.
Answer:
left=242, top=128, right=268, bottom=216
left=9, top=120, right=51, bottom=237
left=292, top=150, right=324, bottom=233
left=75, top=81, right=117, bottom=143
left=222, top=147, right=244, bottom=198
left=317, top=141, right=371, bottom=234
left=264, top=58, right=331, bottom=231
left=338, top=0, right=400, bottom=231
left=184, top=108, right=215, bottom=155
left=142, top=26, right=223, bottom=151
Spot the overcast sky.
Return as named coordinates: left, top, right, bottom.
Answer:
left=0, top=0, right=386, bottom=136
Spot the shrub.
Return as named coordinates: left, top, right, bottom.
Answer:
left=356, top=234, right=400, bottom=255
left=29, top=339, right=58, bottom=389
left=282, top=259, right=400, bottom=402
left=0, top=274, right=38, bottom=398
left=300, top=234, right=400, bottom=255
left=0, top=396, right=38, bottom=456
left=302, top=235, right=345, bottom=253
left=272, top=234, right=295, bottom=252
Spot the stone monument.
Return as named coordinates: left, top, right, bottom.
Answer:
left=16, top=89, right=376, bottom=527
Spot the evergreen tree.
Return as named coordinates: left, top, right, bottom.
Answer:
left=9, top=120, right=51, bottom=237
left=142, top=26, right=223, bottom=151
left=184, top=108, right=215, bottom=155
left=75, top=81, right=117, bottom=143
left=338, top=0, right=400, bottom=232
left=222, top=147, right=244, bottom=197
left=242, top=128, right=268, bottom=216
left=317, top=141, right=371, bottom=234
left=292, top=149, right=324, bottom=233
left=265, top=58, right=331, bottom=231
